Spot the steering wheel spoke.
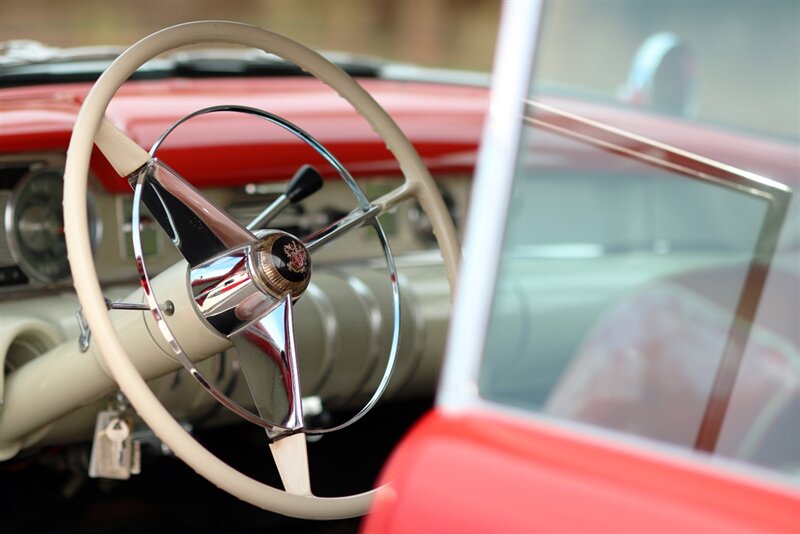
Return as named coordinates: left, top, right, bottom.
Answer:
left=305, top=204, right=381, bottom=253
left=231, top=295, right=305, bottom=436
left=270, top=433, right=312, bottom=496
left=94, top=116, right=256, bottom=266
left=94, top=116, right=151, bottom=177
left=135, top=159, right=256, bottom=266
left=233, top=295, right=312, bottom=496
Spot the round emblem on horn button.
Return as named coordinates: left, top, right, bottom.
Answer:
left=252, top=231, right=312, bottom=299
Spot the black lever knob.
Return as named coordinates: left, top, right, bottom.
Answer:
left=286, top=164, right=323, bottom=204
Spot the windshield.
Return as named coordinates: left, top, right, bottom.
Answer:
left=479, top=1, right=799, bottom=483
left=534, top=1, right=798, bottom=140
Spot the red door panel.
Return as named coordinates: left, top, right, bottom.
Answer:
left=365, top=410, right=800, bottom=533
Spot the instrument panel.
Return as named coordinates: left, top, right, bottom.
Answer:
left=5, top=165, right=100, bottom=283
left=0, top=152, right=469, bottom=297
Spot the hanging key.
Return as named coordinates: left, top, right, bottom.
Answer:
left=88, top=410, right=134, bottom=480
left=105, top=417, right=130, bottom=467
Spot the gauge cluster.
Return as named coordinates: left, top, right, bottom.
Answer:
left=0, top=153, right=153, bottom=294
left=0, top=155, right=96, bottom=289
left=5, top=166, right=100, bottom=283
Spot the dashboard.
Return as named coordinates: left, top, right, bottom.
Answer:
left=0, top=75, right=484, bottom=458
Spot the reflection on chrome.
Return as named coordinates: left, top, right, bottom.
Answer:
left=233, top=295, right=305, bottom=435
left=189, top=246, right=280, bottom=336
left=131, top=161, right=297, bottom=437
left=136, top=159, right=255, bottom=267
left=189, top=230, right=313, bottom=337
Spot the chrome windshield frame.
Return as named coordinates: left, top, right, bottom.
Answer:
left=437, top=0, right=544, bottom=412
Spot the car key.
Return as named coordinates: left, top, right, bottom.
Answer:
left=89, top=410, right=135, bottom=480
left=105, top=417, right=130, bottom=467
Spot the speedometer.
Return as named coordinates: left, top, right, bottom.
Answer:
left=4, top=167, right=100, bottom=284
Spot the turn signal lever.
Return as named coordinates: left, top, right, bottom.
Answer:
left=247, top=165, right=324, bottom=230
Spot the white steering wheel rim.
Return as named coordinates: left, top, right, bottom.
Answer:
left=64, top=21, right=459, bottom=519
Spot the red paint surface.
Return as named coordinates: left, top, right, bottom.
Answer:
left=364, top=409, right=800, bottom=533
left=0, top=78, right=487, bottom=191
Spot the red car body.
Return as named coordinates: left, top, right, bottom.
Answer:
left=365, top=410, right=800, bottom=533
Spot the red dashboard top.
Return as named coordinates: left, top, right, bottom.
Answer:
left=0, top=78, right=487, bottom=192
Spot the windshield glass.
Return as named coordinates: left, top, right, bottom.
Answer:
left=478, top=1, right=799, bottom=483
left=534, top=1, right=798, bottom=140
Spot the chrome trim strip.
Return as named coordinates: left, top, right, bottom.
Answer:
left=523, top=102, right=791, bottom=197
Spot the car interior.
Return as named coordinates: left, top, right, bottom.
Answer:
left=1, top=1, right=798, bottom=532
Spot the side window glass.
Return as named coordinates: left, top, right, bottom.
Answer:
left=480, top=113, right=798, bottom=478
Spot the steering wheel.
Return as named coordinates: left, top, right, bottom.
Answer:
left=63, top=21, right=459, bottom=519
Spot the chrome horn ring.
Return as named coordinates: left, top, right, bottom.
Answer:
left=133, top=105, right=401, bottom=438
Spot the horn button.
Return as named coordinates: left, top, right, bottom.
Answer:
left=252, top=231, right=312, bottom=300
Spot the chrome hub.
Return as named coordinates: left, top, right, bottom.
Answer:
left=251, top=231, right=312, bottom=300
left=187, top=230, right=311, bottom=337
